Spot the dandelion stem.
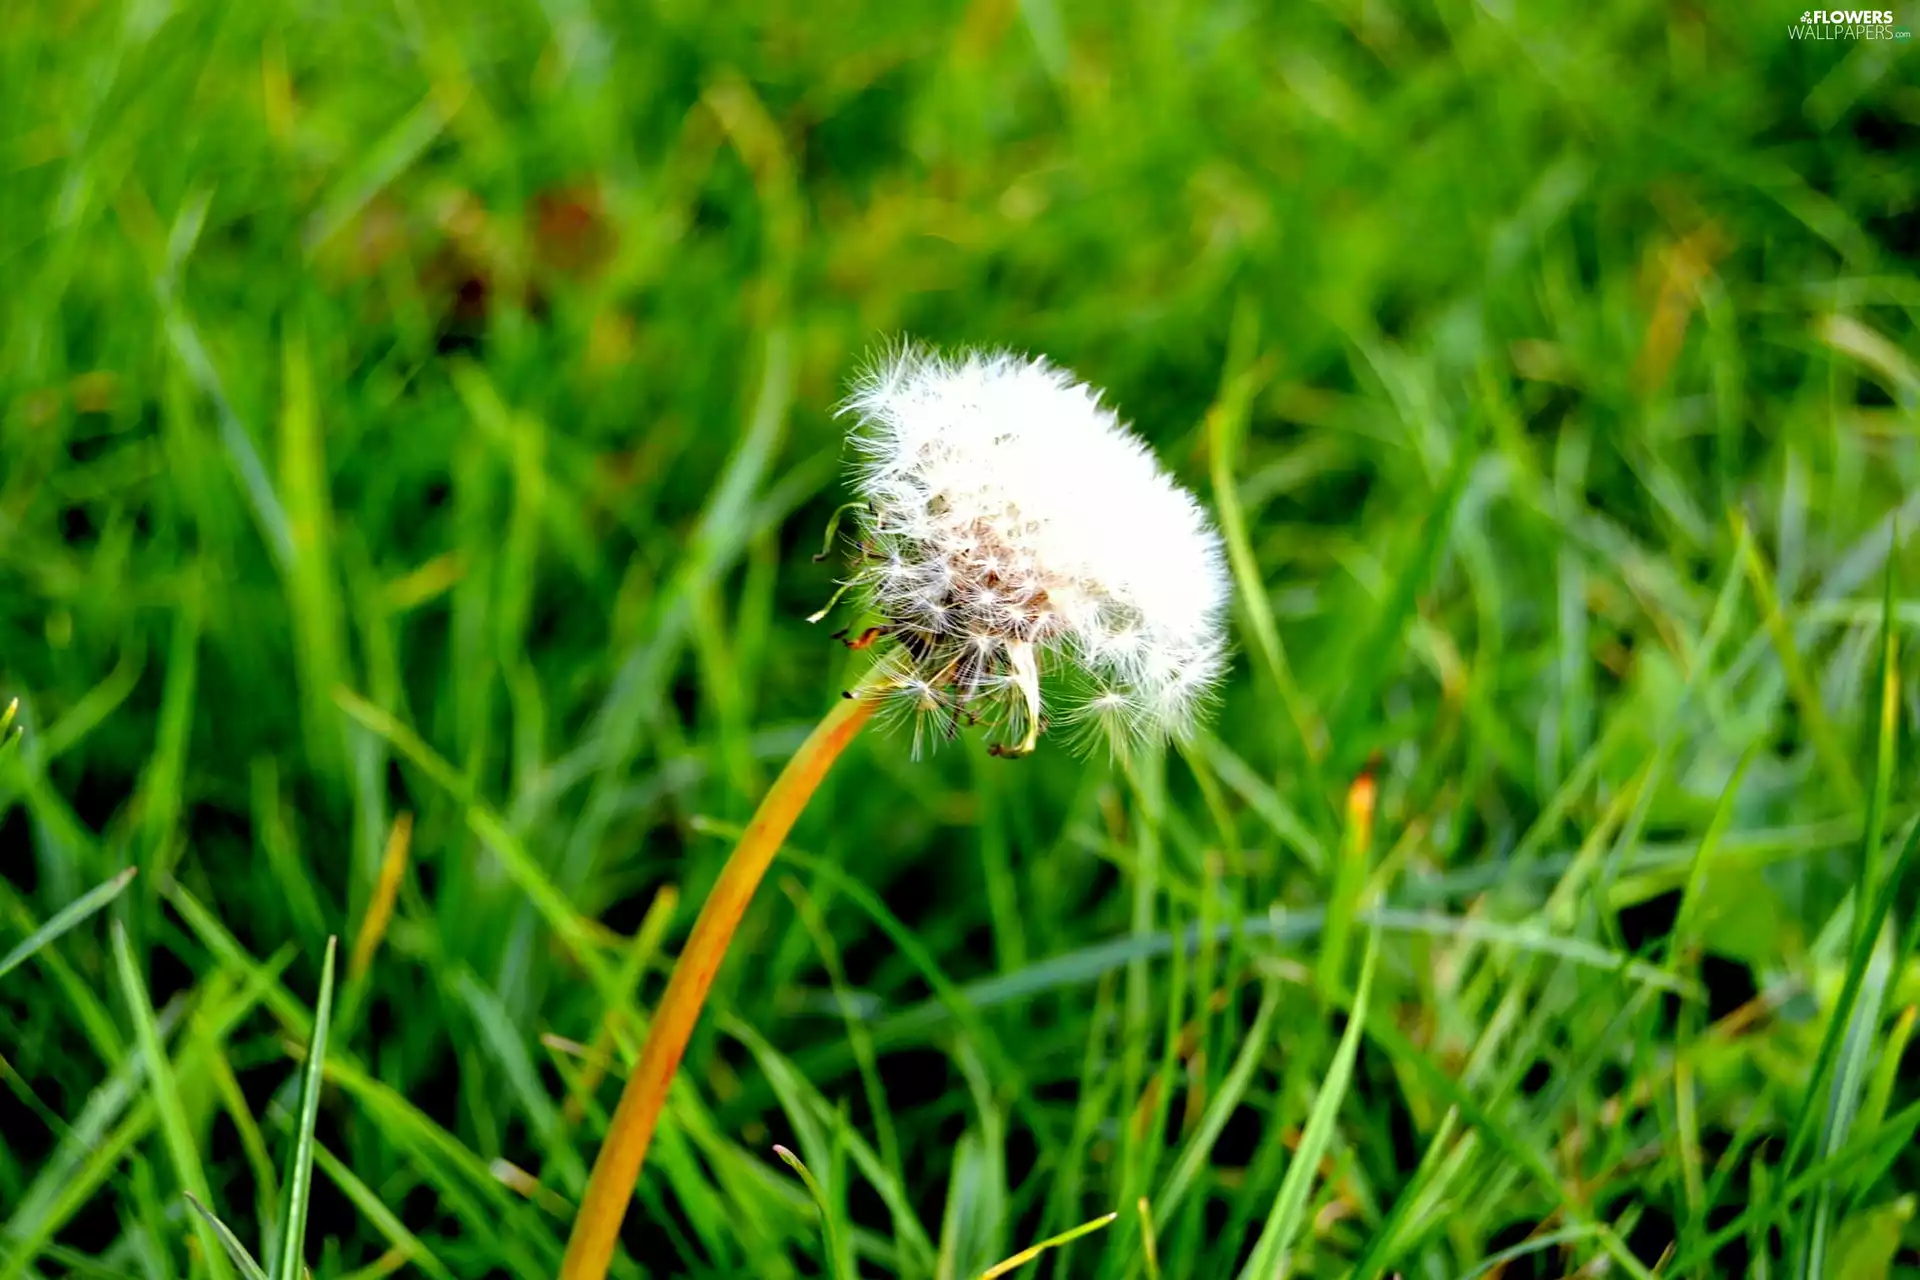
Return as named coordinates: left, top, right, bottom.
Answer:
left=559, top=686, right=878, bottom=1280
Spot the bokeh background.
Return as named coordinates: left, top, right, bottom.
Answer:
left=4, top=1, right=1920, bottom=1276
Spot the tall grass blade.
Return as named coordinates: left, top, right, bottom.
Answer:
left=1238, top=933, right=1378, bottom=1278
left=184, top=1193, right=270, bottom=1280
left=0, top=868, right=137, bottom=983
left=978, top=1211, right=1118, bottom=1279
left=774, top=1145, right=852, bottom=1280
left=1796, top=553, right=1905, bottom=1279
left=109, top=921, right=235, bottom=1280
left=271, top=936, right=338, bottom=1280
left=1152, top=980, right=1280, bottom=1225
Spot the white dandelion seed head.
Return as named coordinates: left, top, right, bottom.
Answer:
left=835, top=342, right=1232, bottom=754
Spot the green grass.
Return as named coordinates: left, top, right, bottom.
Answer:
left=4, top=0, right=1920, bottom=1276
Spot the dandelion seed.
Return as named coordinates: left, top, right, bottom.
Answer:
left=829, top=342, right=1231, bottom=756
left=1065, top=684, right=1152, bottom=759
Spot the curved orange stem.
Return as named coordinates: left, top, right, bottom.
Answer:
left=560, top=689, right=878, bottom=1280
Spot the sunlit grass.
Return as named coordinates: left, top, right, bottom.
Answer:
left=3, top=1, right=1919, bottom=1276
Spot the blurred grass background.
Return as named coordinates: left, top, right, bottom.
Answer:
left=4, top=0, right=1920, bottom=1275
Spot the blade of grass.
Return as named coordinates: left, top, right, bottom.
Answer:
left=1358, top=1015, right=1657, bottom=1279
left=1790, top=555, right=1907, bottom=1275
left=947, top=1042, right=1010, bottom=1277
left=279, top=325, right=350, bottom=789
left=1317, top=764, right=1377, bottom=997
left=1854, top=1003, right=1916, bottom=1148
left=731, top=1013, right=914, bottom=1275
left=562, top=884, right=677, bottom=1124
left=321, top=1054, right=559, bottom=1275
left=1361, top=910, right=1699, bottom=994
left=1238, top=932, right=1378, bottom=1279
left=730, top=837, right=1055, bottom=1158
left=109, top=921, right=235, bottom=1280
left=773, top=1146, right=852, bottom=1280
left=0, top=1099, right=156, bottom=1280
left=1798, top=864, right=1906, bottom=1275
left=271, top=936, right=337, bottom=1280
left=1667, top=1098, right=1920, bottom=1274
left=168, top=847, right=560, bottom=1273
left=1176, top=732, right=1325, bottom=873
left=312, top=1142, right=456, bottom=1280
left=978, top=1211, right=1118, bottom=1279
left=1459, top=1225, right=1606, bottom=1279
left=756, top=838, right=1033, bottom=1052
left=32, top=641, right=143, bottom=764
left=1043, top=969, right=1118, bottom=1279
left=455, top=969, right=588, bottom=1193
left=1152, top=979, right=1280, bottom=1226
left=1857, top=539, right=1900, bottom=934
left=0, top=867, right=137, bottom=982
left=1205, top=300, right=1328, bottom=804
left=1733, top=509, right=1863, bottom=811
left=860, top=891, right=1697, bottom=1053
left=1325, top=426, right=1474, bottom=774
left=334, top=1247, right=412, bottom=1280
left=303, top=85, right=463, bottom=254
left=558, top=323, right=799, bottom=891
left=1117, top=748, right=1165, bottom=1215
left=778, top=877, right=919, bottom=1271
left=2, top=954, right=283, bottom=1268
left=204, top=1043, right=280, bottom=1254
left=184, top=1193, right=269, bottom=1280
left=157, top=286, right=294, bottom=570
left=634, top=1091, right=775, bottom=1270
left=333, top=687, right=620, bottom=999
left=1666, top=741, right=1762, bottom=1232
left=140, top=592, right=200, bottom=882
left=251, top=758, right=330, bottom=943
left=1667, top=742, right=1763, bottom=965
left=342, top=810, right=413, bottom=1030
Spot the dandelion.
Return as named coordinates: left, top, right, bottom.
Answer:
left=834, top=343, right=1231, bottom=756
left=561, top=341, right=1231, bottom=1280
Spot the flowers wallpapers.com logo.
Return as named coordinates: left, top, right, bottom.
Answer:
left=1791, top=7, right=1913, bottom=36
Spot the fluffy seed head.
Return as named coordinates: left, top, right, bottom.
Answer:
left=831, top=343, right=1230, bottom=756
